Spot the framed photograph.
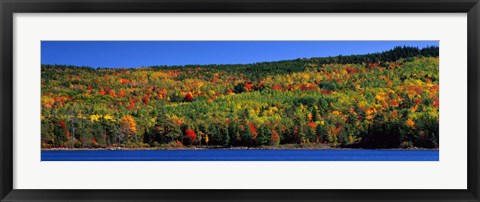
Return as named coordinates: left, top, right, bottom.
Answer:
left=1, top=0, right=479, bottom=201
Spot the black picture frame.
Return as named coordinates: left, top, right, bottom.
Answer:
left=1, top=0, right=479, bottom=201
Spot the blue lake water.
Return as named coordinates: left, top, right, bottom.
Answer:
left=41, top=149, right=439, bottom=161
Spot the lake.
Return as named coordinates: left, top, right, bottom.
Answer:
left=41, top=149, right=439, bottom=161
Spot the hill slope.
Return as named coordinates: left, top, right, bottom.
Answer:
left=41, top=46, right=439, bottom=149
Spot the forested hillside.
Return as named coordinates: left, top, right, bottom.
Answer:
left=41, top=46, right=439, bottom=149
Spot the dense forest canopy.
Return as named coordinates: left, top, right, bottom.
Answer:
left=41, top=46, right=439, bottom=149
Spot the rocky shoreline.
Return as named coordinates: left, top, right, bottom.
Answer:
left=41, top=144, right=438, bottom=151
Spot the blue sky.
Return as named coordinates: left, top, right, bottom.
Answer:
left=41, top=41, right=438, bottom=68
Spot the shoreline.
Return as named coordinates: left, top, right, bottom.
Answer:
left=41, top=145, right=439, bottom=151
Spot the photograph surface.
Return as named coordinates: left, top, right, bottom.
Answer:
left=40, top=41, right=439, bottom=161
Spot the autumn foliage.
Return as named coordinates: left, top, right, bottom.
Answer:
left=184, top=129, right=196, bottom=144
left=41, top=46, right=439, bottom=149
left=120, top=115, right=137, bottom=138
left=184, top=93, right=193, bottom=102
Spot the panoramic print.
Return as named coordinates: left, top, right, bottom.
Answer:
left=41, top=41, right=439, bottom=161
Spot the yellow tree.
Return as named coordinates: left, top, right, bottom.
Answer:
left=120, top=115, right=138, bottom=144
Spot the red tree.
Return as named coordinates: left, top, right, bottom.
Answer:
left=184, top=93, right=193, bottom=102
left=127, top=98, right=135, bottom=110
left=184, top=129, right=196, bottom=144
left=142, top=95, right=150, bottom=105
left=249, top=123, right=258, bottom=139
